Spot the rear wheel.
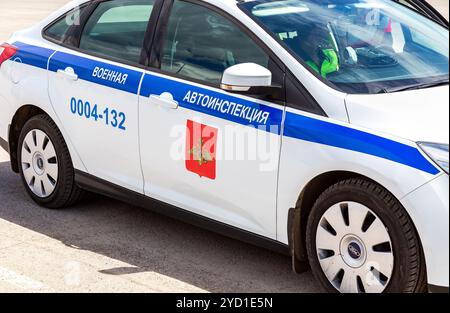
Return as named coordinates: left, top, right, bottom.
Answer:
left=18, top=114, right=83, bottom=209
left=306, top=178, right=427, bottom=293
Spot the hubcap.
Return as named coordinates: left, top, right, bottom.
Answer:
left=32, top=152, right=45, bottom=175
left=21, top=129, right=58, bottom=198
left=315, top=202, right=394, bottom=293
left=340, top=235, right=366, bottom=268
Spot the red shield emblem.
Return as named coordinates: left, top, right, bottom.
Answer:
left=185, top=120, right=218, bottom=180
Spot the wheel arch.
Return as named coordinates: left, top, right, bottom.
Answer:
left=288, top=170, right=426, bottom=277
left=8, top=104, right=49, bottom=173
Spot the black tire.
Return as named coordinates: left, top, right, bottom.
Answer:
left=306, top=178, right=427, bottom=293
left=17, top=114, right=83, bottom=209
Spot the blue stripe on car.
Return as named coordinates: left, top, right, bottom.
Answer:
left=12, top=42, right=440, bottom=175
left=139, top=74, right=283, bottom=133
left=48, top=51, right=143, bottom=94
left=14, top=42, right=55, bottom=70
left=283, top=112, right=439, bottom=175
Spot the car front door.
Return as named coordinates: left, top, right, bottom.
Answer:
left=48, top=0, right=158, bottom=193
left=138, top=0, right=285, bottom=238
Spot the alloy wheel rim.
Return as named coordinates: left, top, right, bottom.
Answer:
left=315, top=202, right=394, bottom=293
left=21, top=129, right=58, bottom=198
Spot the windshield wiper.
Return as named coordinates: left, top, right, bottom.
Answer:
left=378, top=79, right=449, bottom=94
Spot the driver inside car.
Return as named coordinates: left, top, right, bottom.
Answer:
left=301, top=27, right=340, bottom=78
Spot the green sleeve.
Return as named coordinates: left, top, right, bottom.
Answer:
left=306, top=50, right=339, bottom=78
left=320, top=49, right=340, bottom=78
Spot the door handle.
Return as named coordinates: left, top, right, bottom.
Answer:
left=56, top=67, right=78, bottom=81
left=149, top=92, right=178, bottom=110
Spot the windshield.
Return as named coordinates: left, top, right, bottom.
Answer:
left=239, top=0, right=449, bottom=94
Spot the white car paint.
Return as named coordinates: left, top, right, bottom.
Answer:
left=346, top=85, right=450, bottom=143
left=0, top=0, right=448, bottom=291
left=48, top=47, right=144, bottom=193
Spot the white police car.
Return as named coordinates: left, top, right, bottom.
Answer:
left=0, top=0, right=448, bottom=293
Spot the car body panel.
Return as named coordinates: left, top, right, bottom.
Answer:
left=401, top=173, right=449, bottom=288
left=346, top=86, right=450, bottom=144
left=48, top=48, right=144, bottom=193
left=276, top=105, right=441, bottom=244
left=138, top=69, right=283, bottom=238
left=1, top=36, right=88, bottom=172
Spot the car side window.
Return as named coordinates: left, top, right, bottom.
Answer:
left=160, top=0, right=270, bottom=85
left=79, top=0, right=155, bottom=64
left=44, top=6, right=87, bottom=43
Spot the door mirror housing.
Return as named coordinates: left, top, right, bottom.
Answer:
left=221, top=63, right=282, bottom=99
left=221, top=63, right=272, bottom=90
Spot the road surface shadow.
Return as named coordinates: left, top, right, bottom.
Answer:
left=0, top=160, right=320, bottom=292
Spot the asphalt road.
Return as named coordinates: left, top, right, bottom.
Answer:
left=0, top=0, right=448, bottom=293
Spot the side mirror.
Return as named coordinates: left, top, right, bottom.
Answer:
left=221, top=63, right=282, bottom=99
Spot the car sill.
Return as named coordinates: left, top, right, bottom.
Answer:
left=74, top=170, right=290, bottom=256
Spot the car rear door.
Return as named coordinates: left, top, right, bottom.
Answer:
left=138, top=0, right=286, bottom=239
left=48, top=0, right=159, bottom=193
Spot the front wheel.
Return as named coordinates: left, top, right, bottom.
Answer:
left=306, top=178, right=427, bottom=293
left=18, top=114, right=83, bottom=209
